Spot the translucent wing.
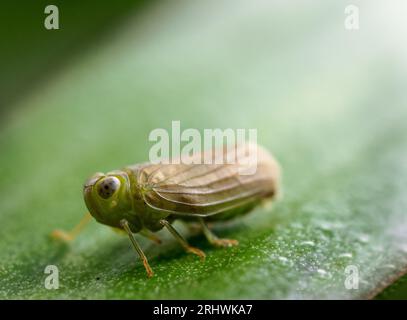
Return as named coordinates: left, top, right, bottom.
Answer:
left=129, top=143, right=280, bottom=217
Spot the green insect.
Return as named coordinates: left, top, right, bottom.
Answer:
left=52, top=143, right=281, bottom=277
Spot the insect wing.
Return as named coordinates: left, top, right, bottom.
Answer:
left=136, top=144, right=280, bottom=217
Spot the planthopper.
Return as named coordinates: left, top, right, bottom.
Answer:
left=52, top=143, right=281, bottom=277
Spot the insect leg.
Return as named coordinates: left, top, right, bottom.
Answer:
left=120, top=219, right=154, bottom=278
left=198, top=218, right=239, bottom=247
left=160, top=219, right=206, bottom=261
left=51, top=212, right=92, bottom=242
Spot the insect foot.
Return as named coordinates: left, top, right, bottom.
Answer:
left=212, top=238, right=239, bottom=248
left=50, top=213, right=92, bottom=243
left=50, top=229, right=73, bottom=242
left=143, top=260, right=154, bottom=278
left=186, top=246, right=206, bottom=262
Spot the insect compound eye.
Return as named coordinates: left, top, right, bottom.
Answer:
left=96, top=176, right=121, bottom=199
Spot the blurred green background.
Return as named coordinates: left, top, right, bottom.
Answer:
left=1, top=0, right=407, bottom=299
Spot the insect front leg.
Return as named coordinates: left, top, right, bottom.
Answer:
left=120, top=219, right=154, bottom=278
left=51, top=212, right=92, bottom=242
left=198, top=218, right=239, bottom=248
left=160, top=219, right=206, bottom=261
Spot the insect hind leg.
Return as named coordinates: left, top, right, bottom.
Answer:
left=199, top=218, right=239, bottom=248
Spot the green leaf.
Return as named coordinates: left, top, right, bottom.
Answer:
left=375, top=274, right=407, bottom=300
left=1, top=1, right=407, bottom=299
